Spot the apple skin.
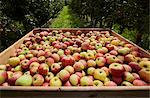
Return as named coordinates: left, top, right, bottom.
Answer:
left=85, top=52, right=95, bottom=60
left=128, top=62, right=141, bottom=72
left=45, top=51, right=52, bottom=58
left=8, top=57, right=20, bottom=67
left=109, top=50, right=118, bottom=56
left=95, top=43, right=102, bottom=49
left=18, top=55, right=26, bottom=61
left=7, top=71, right=22, bottom=85
left=118, top=47, right=130, bottom=55
left=50, top=63, right=61, bottom=74
left=45, top=72, right=54, bottom=82
left=38, top=63, right=49, bottom=75
left=139, top=68, right=150, bottom=82
left=87, top=60, right=96, bottom=67
left=139, top=61, right=150, bottom=69
left=50, top=77, right=62, bottom=86
left=106, top=44, right=114, bottom=51
left=0, top=70, right=8, bottom=85
left=64, top=66, right=74, bottom=74
left=15, top=72, right=32, bottom=86
left=81, top=42, right=90, bottom=50
left=45, top=57, right=54, bottom=67
left=106, top=55, right=119, bottom=64
left=125, top=54, right=136, bottom=63
left=133, top=79, right=147, bottom=86
left=58, top=70, right=70, bottom=82
left=97, top=47, right=108, bottom=54
left=122, top=64, right=132, bottom=72
left=104, top=81, right=117, bottom=86
left=29, top=57, right=38, bottom=65
left=38, top=56, right=46, bottom=63
left=132, top=73, right=140, bottom=80
left=93, top=80, right=103, bottom=86
left=0, top=64, right=7, bottom=70
left=79, top=59, right=87, bottom=68
left=64, top=81, right=72, bottom=86
left=112, top=76, right=123, bottom=85
left=69, top=74, right=80, bottom=86
left=64, top=49, right=71, bottom=55
left=42, top=82, right=49, bottom=86
left=37, top=50, right=45, bottom=57
left=96, top=57, right=106, bottom=67
left=61, top=55, right=75, bottom=67
left=51, top=53, right=60, bottom=62
left=2, top=82, right=10, bottom=86
left=32, top=74, right=44, bottom=86
left=121, top=81, right=133, bottom=86
left=101, top=67, right=109, bottom=76
left=95, top=53, right=103, bottom=58
left=73, top=53, right=81, bottom=61
left=20, top=59, right=30, bottom=69
left=93, top=69, right=107, bottom=81
left=109, top=63, right=125, bottom=77
left=80, top=76, right=93, bottom=86
left=124, top=72, right=135, bottom=82
left=75, top=71, right=85, bottom=78
left=87, top=67, right=95, bottom=75
left=73, top=62, right=85, bottom=72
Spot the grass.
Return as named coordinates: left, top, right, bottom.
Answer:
left=50, top=6, right=84, bottom=28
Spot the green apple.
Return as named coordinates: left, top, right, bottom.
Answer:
left=50, top=77, right=62, bottom=86
left=93, top=80, right=103, bottom=86
left=8, top=57, right=20, bottom=67
left=118, top=47, right=130, bottom=55
left=121, top=81, right=133, bottom=86
left=124, top=72, right=135, bottom=82
left=80, top=76, right=93, bottom=86
left=15, top=72, right=32, bottom=86
left=87, top=60, right=96, bottom=67
left=87, top=67, right=95, bottom=75
left=69, top=74, right=80, bottom=86
left=95, top=43, right=102, bottom=49
left=93, top=69, right=107, bottom=81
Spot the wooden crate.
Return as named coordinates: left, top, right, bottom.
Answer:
left=0, top=28, right=150, bottom=98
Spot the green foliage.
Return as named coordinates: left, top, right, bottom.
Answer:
left=51, top=6, right=84, bottom=28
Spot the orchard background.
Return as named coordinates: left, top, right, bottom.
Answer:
left=0, top=0, right=149, bottom=52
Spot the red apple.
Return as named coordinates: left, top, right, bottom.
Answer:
left=32, top=74, right=44, bottom=86
left=51, top=63, right=61, bottom=74
left=38, top=63, right=49, bottom=75
left=61, top=55, right=75, bottom=67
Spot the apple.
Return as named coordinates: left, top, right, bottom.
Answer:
left=128, top=62, right=141, bottom=72
left=139, top=68, right=150, bottom=82
left=106, top=44, right=114, bottom=51
left=15, top=72, right=32, bottom=86
left=32, top=74, right=44, bottom=86
left=93, top=80, right=103, bottom=86
left=101, top=67, right=109, bottom=76
left=50, top=77, right=62, bottom=86
left=38, top=63, right=49, bottom=75
left=18, top=55, right=26, bottom=61
left=112, top=76, right=123, bottom=85
left=64, top=66, right=74, bottom=74
left=109, top=63, right=125, bottom=77
left=45, top=72, right=54, bottom=82
left=121, top=81, right=133, bottom=86
left=85, top=52, right=95, bottom=60
left=51, top=53, right=60, bottom=62
left=75, top=71, right=86, bottom=78
left=139, top=61, right=150, bottom=69
left=104, top=81, right=117, bottom=86
left=81, top=42, right=90, bottom=50
left=0, top=70, right=7, bottom=85
left=30, top=50, right=38, bottom=56
left=133, top=79, right=147, bottom=86
left=87, top=60, right=96, bottom=67
left=132, top=73, right=140, bottom=80
left=106, top=55, right=119, bottom=64
left=25, top=54, right=34, bottom=59
left=61, top=55, right=75, bottom=67
left=80, top=76, right=93, bottom=86
left=29, top=57, right=38, bottom=64
left=80, top=52, right=86, bottom=58
left=58, top=69, right=70, bottom=82
left=57, top=49, right=64, bottom=56
left=95, top=43, right=102, bottom=49
left=42, top=82, right=49, bottom=86
left=20, top=59, right=30, bottom=69
left=45, top=51, right=52, bottom=58
left=37, top=50, right=45, bottom=57
left=64, top=81, right=72, bottom=86
left=118, top=47, right=130, bottom=55
left=122, top=64, right=132, bottom=72
left=125, top=54, right=136, bottom=63
left=93, top=69, right=107, bottom=81
left=97, top=47, right=108, bottom=54
left=0, top=64, right=7, bottom=70
left=124, top=72, right=135, bottom=82
left=8, top=57, right=20, bottom=67
left=38, top=56, right=46, bottom=63
left=2, top=82, right=9, bottom=86
left=45, top=57, right=54, bottom=67
left=73, top=53, right=81, bottom=61
left=111, top=39, right=120, bottom=46
left=117, top=55, right=125, bottom=62
left=7, top=71, right=22, bottom=85
left=73, top=62, right=85, bottom=71
left=64, top=49, right=71, bottom=55
left=79, top=59, right=87, bottom=68
left=69, top=74, right=80, bottom=86
left=95, top=53, right=103, bottom=58
left=50, top=63, right=61, bottom=74
left=96, top=57, right=106, bottom=67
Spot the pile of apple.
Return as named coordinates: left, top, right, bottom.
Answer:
left=0, top=30, right=150, bottom=87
